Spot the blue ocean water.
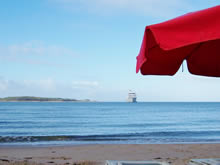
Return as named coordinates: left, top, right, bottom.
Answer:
left=0, top=102, right=220, bottom=145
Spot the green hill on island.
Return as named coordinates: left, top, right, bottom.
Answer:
left=0, top=96, right=91, bottom=102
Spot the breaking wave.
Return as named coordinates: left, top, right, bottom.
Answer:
left=1, top=131, right=220, bottom=143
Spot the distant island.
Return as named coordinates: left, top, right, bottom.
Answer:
left=0, top=96, right=92, bottom=102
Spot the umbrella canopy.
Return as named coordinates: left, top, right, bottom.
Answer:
left=136, top=5, right=220, bottom=77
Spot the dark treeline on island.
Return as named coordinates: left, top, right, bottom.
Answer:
left=0, top=96, right=91, bottom=102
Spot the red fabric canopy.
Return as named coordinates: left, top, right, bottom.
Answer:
left=136, top=5, right=220, bottom=77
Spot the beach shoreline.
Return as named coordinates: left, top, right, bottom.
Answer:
left=1, top=143, right=220, bottom=165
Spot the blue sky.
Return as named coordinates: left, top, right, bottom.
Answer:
left=0, top=0, right=220, bottom=102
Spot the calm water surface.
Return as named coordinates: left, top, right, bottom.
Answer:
left=0, top=102, right=220, bottom=145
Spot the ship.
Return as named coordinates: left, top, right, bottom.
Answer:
left=127, top=91, right=137, bottom=103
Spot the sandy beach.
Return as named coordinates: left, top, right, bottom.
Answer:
left=0, top=144, right=220, bottom=165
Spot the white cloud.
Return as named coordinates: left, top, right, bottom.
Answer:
left=23, top=78, right=56, bottom=92
left=72, top=80, right=99, bottom=89
left=0, top=77, right=101, bottom=100
left=0, top=41, right=77, bottom=67
left=53, top=0, right=193, bottom=18
left=0, top=77, right=8, bottom=91
left=0, top=77, right=56, bottom=93
left=1, top=41, right=76, bottom=57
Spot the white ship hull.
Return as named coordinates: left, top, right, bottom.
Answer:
left=127, top=91, right=137, bottom=103
left=127, top=97, right=137, bottom=103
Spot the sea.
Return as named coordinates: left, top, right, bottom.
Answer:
left=0, top=102, right=220, bottom=146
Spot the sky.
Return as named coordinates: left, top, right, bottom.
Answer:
left=0, top=0, right=220, bottom=102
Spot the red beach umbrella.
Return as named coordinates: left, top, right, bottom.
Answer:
left=136, top=5, right=220, bottom=77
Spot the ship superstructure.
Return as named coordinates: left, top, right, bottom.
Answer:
left=127, top=91, right=137, bottom=103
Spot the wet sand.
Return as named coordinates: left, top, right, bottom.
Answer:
left=1, top=144, right=220, bottom=165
